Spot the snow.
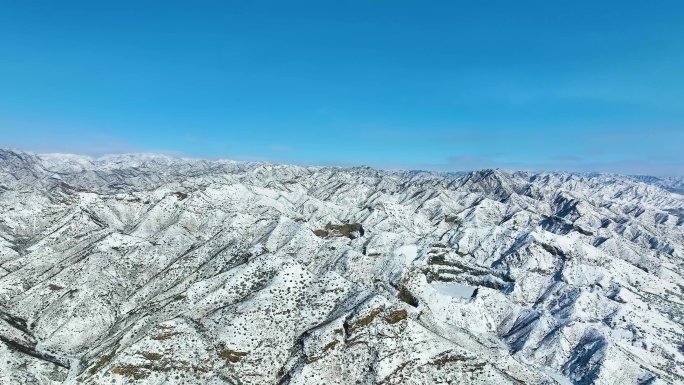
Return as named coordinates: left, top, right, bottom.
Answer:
left=431, top=281, right=477, bottom=298
left=1, top=149, right=683, bottom=385
left=540, top=367, right=573, bottom=385
left=394, top=244, right=418, bottom=264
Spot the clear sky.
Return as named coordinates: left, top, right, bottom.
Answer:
left=1, top=1, right=682, bottom=175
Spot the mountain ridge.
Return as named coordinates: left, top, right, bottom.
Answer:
left=0, top=149, right=682, bottom=385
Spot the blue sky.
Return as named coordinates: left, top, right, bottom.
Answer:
left=1, top=1, right=682, bottom=175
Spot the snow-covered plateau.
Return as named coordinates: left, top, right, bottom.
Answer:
left=0, top=148, right=682, bottom=384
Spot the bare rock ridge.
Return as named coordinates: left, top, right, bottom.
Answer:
left=0, top=148, right=683, bottom=384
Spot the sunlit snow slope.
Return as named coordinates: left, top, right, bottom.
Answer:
left=0, top=149, right=683, bottom=385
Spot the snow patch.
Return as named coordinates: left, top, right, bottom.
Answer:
left=540, top=367, right=573, bottom=385
left=394, top=244, right=418, bottom=264
left=431, top=282, right=477, bottom=298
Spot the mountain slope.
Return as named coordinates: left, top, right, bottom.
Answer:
left=0, top=149, right=682, bottom=385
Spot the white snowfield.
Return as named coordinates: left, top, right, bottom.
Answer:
left=0, top=148, right=682, bottom=385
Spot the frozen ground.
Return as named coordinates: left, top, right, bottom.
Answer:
left=431, top=282, right=477, bottom=298
left=0, top=149, right=683, bottom=384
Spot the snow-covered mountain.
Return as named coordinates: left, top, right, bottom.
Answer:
left=0, top=148, right=682, bottom=385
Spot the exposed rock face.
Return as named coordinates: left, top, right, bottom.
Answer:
left=0, top=149, right=683, bottom=385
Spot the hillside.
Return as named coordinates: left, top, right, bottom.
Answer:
left=0, top=149, right=683, bottom=385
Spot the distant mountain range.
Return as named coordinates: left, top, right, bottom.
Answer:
left=0, top=148, right=682, bottom=385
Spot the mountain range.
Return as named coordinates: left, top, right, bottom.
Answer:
left=0, top=148, right=682, bottom=385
